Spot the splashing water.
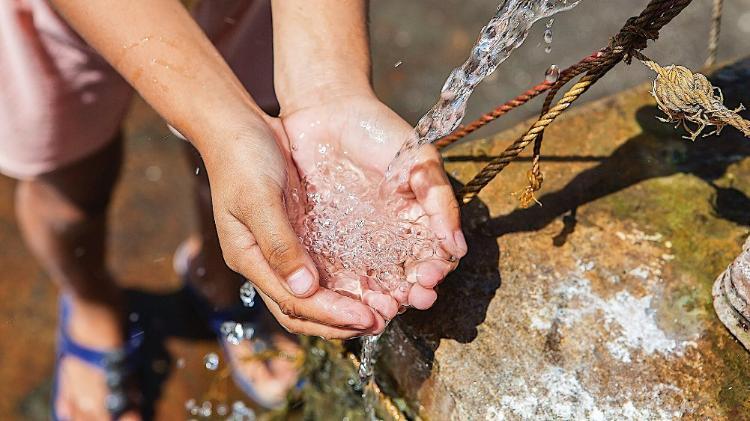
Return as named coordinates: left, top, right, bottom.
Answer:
left=239, top=281, right=256, bottom=307
left=391, top=0, right=580, bottom=175
left=359, top=334, right=382, bottom=420
left=220, top=321, right=255, bottom=346
left=294, top=2, right=582, bottom=414
left=203, top=352, right=219, bottom=371
left=295, top=152, right=441, bottom=305
left=296, top=0, right=582, bottom=311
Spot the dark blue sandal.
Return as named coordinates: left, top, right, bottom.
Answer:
left=52, top=295, right=145, bottom=420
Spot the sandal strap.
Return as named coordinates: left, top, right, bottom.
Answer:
left=56, top=295, right=145, bottom=418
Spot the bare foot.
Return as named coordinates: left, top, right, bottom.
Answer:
left=55, top=296, right=141, bottom=420
left=223, top=317, right=302, bottom=407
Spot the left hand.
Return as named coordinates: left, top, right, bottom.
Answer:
left=280, top=93, right=467, bottom=319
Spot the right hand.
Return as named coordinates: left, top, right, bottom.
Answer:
left=199, top=115, right=386, bottom=339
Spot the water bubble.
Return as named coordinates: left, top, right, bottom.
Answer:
left=543, top=29, right=553, bottom=44
left=240, top=281, right=256, bottom=307
left=176, top=358, right=186, bottom=369
left=545, top=45, right=552, bottom=54
left=203, top=352, right=219, bottom=371
left=545, top=64, right=560, bottom=83
left=221, top=321, right=245, bottom=346
left=200, top=401, right=212, bottom=417
left=229, top=401, right=256, bottom=420
left=216, top=404, right=229, bottom=416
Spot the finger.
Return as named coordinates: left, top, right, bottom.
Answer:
left=406, top=259, right=455, bottom=288
left=226, top=239, right=380, bottom=330
left=409, top=147, right=467, bottom=258
left=260, top=291, right=386, bottom=338
left=362, top=290, right=400, bottom=321
left=408, top=284, right=438, bottom=310
left=230, top=184, right=319, bottom=298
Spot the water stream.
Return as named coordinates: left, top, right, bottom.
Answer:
left=288, top=0, right=585, bottom=414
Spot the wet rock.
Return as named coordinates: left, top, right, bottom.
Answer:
left=302, top=58, right=750, bottom=420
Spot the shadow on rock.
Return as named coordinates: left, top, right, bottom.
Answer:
left=482, top=58, right=750, bottom=239
left=377, top=181, right=501, bottom=412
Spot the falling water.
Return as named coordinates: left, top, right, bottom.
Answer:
left=388, top=0, right=581, bottom=183
left=293, top=1, right=582, bottom=417
left=544, top=18, right=555, bottom=53
left=356, top=2, right=581, bottom=418
left=358, top=334, right=382, bottom=420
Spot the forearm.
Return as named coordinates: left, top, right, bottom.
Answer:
left=50, top=0, right=269, bottom=151
left=271, top=0, right=374, bottom=113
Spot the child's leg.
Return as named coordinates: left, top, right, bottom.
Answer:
left=14, top=137, right=136, bottom=419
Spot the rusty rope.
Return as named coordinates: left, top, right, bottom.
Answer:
left=455, top=0, right=696, bottom=205
left=705, top=0, right=724, bottom=68
left=458, top=66, right=613, bottom=205
left=435, top=51, right=608, bottom=150
left=434, top=80, right=553, bottom=149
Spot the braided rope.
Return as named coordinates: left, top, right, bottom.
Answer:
left=705, top=0, right=724, bottom=67
left=435, top=51, right=608, bottom=150
left=458, top=70, right=607, bottom=204
left=455, top=0, right=695, bottom=205
left=434, top=80, right=554, bottom=149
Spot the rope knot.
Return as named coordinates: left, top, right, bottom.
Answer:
left=611, top=17, right=660, bottom=63
left=641, top=57, right=750, bottom=140
left=515, top=158, right=544, bottom=208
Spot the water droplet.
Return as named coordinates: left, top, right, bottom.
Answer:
left=240, top=281, right=256, bottom=307
left=231, top=401, right=256, bottom=420
left=394, top=60, right=403, bottom=68
left=544, top=29, right=553, bottom=44
left=195, top=167, right=200, bottom=175
left=545, top=64, right=560, bottom=83
left=545, top=45, right=552, bottom=54
left=221, top=321, right=245, bottom=346
left=200, top=401, right=212, bottom=417
left=203, top=352, right=219, bottom=371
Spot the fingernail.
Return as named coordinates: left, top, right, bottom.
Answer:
left=454, top=230, right=468, bottom=256
left=287, top=267, right=314, bottom=295
left=343, top=310, right=372, bottom=330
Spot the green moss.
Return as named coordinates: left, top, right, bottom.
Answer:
left=598, top=173, right=750, bottom=415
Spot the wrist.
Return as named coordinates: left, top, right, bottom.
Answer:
left=277, top=70, right=374, bottom=115
left=187, top=104, right=275, bottom=158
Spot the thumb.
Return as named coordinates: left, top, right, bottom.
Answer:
left=236, top=184, right=320, bottom=298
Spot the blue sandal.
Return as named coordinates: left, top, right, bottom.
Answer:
left=52, top=295, right=145, bottom=420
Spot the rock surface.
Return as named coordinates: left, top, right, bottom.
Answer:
left=302, top=58, right=750, bottom=420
